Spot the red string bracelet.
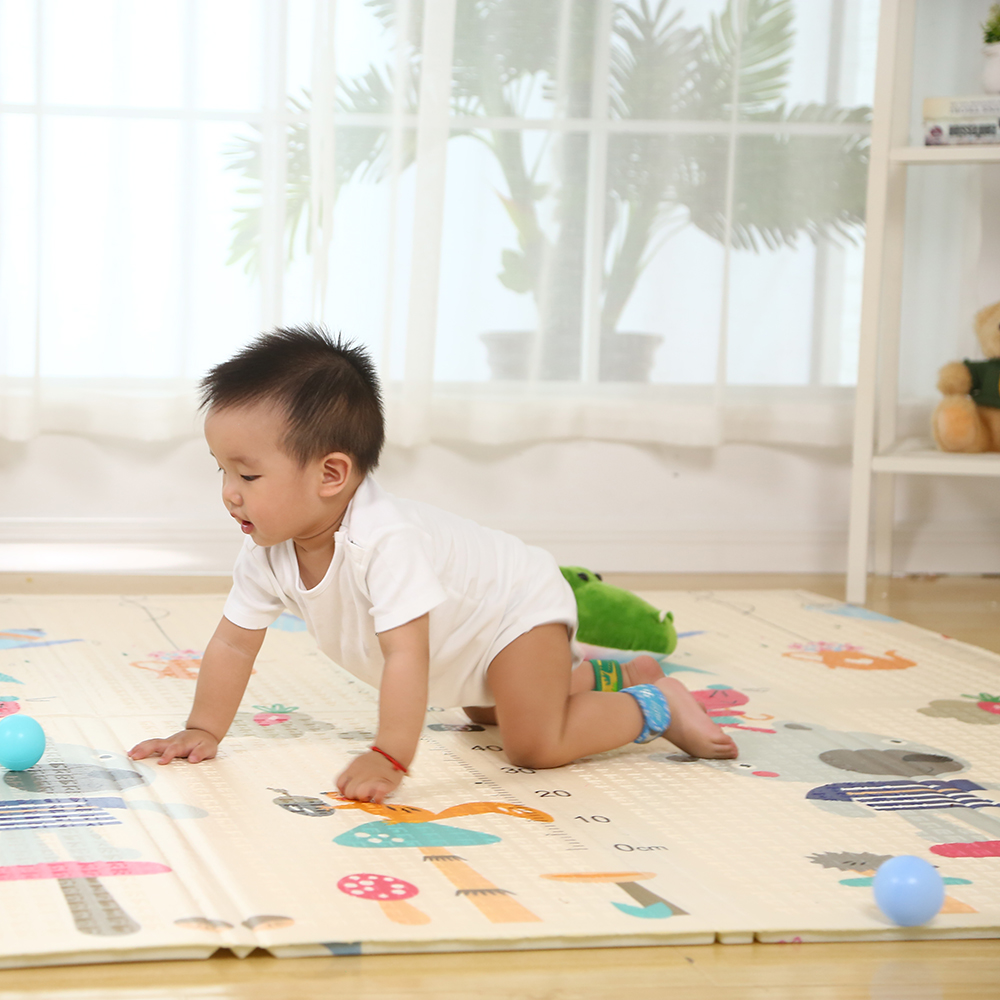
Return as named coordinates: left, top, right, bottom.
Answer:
left=370, top=745, right=408, bottom=774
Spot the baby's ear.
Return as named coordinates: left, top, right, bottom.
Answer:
left=318, top=452, right=354, bottom=494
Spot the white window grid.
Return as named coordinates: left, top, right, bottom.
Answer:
left=0, top=0, right=872, bottom=390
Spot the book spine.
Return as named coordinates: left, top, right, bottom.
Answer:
left=924, top=118, right=1000, bottom=145
left=923, top=95, right=1000, bottom=119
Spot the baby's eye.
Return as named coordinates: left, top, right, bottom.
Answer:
left=241, top=475, right=260, bottom=482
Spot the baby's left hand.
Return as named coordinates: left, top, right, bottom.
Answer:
left=336, top=750, right=404, bottom=803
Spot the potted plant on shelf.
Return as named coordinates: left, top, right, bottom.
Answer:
left=984, top=3, right=1000, bottom=94
left=225, top=0, right=870, bottom=382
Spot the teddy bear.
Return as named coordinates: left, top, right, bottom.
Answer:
left=932, top=299, right=1000, bottom=452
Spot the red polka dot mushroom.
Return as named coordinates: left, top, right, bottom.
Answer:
left=336, top=872, right=430, bottom=925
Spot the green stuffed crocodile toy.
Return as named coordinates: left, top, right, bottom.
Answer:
left=560, top=566, right=677, bottom=655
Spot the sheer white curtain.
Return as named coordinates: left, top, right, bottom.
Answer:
left=0, top=0, right=878, bottom=448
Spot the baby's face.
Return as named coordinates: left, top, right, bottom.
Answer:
left=205, top=403, right=333, bottom=548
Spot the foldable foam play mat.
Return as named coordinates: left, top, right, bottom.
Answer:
left=0, top=589, right=998, bottom=968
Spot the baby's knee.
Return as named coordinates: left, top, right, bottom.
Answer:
left=505, top=741, right=566, bottom=771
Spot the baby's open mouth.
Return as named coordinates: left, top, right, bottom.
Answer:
left=234, top=517, right=254, bottom=534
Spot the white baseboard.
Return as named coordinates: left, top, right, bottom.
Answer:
left=512, top=524, right=1000, bottom=575
left=0, top=519, right=241, bottom=575
left=0, top=518, right=997, bottom=576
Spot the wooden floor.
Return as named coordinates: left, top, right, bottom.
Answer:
left=0, top=571, right=997, bottom=1000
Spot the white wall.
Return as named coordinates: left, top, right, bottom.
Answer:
left=2, top=1, right=998, bottom=579
left=0, top=433, right=997, bottom=576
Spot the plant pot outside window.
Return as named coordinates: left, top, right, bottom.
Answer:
left=479, top=331, right=535, bottom=380
left=480, top=330, right=663, bottom=382
left=599, top=331, right=665, bottom=382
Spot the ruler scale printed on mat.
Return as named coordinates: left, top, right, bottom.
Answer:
left=0, top=592, right=997, bottom=967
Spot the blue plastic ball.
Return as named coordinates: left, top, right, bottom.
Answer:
left=0, top=714, right=46, bottom=771
left=873, top=855, right=945, bottom=926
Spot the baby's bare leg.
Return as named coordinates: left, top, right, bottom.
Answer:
left=465, top=654, right=661, bottom=724
left=485, top=625, right=738, bottom=767
left=486, top=624, right=655, bottom=768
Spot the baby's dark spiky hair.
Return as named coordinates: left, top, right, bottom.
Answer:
left=199, top=325, right=384, bottom=473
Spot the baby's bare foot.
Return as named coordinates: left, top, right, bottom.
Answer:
left=654, top=676, right=738, bottom=759
left=621, top=655, right=663, bottom=688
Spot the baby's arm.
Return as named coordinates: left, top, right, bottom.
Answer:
left=128, top=616, right=266, bottom=764
left=336, top=614, right=429, bottom=802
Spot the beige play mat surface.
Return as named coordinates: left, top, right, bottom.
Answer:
left=0, top=590, right=998, bottom=969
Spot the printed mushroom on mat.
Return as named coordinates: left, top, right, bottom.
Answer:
left=331, top=800, right=552, bottom=923
left=337, top=873, right=431, bottom=925
left=540, top=871, right=688, bottom=919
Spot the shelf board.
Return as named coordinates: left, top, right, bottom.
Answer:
left=871, top=442, right=1000, bottom=476
left=890, top=145, right=1000, bottom=164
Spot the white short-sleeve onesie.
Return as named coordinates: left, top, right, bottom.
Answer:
left=222, top=476, right=579, bottom=708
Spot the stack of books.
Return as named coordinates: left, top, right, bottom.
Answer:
left=923, top=94, right=1000, bottom=144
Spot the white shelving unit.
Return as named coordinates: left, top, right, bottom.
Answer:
left=846, top=0, right=1000, bottom=605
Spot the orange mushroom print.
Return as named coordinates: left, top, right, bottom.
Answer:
left=435, top=802, right=552, bottom=823
left=782, top=642, right=916, bottom=671
left=327, top=799, right=552, bottom=825
left=332, top=801, right=552, bottom=923
left=328, top=800, right=439, bottom=824
left=540, top=872, right=688, bottom=919
left=337, top=873, right=431, bottom=925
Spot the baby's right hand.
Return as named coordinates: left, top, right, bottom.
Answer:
left=128, top=729, right=219, bottom=765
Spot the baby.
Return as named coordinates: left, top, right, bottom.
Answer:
left=129, top=326, right=737, bottom=801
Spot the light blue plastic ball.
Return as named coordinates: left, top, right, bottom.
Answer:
left=873, top=855, right=945, bottom=926
left=0, top=714, right=46, bottom=771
